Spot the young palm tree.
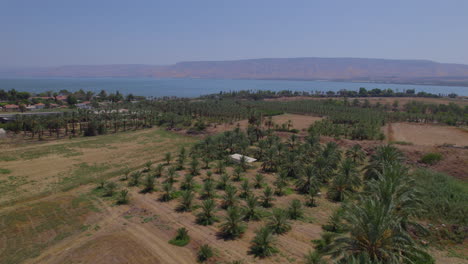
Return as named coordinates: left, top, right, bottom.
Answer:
left=222, top=185, right=239, bottom=209
left=219, top=206, right=246, bottom=239
left=254, top=173, right=265, bottom=189
left=305, top=188, right=318, bottom=207
left=216, top=173, right=230, bottom=190
left=116, top=189, right=129, bottom=205
left=180, top=174, right=195, bottom=191
left=205, top=170, right=213, bottom=182
left=239, top=155, right=248, bottom=171
left=189, top=157, right=200, bottom=176
left=197, top=244, right=214, bottom=262
left=274, top=171, right=288, bottom=196
left=142, top=174, right=156, bottom=193
left=165, top=166, right=178, bottom=184
left=232, top=166, right=243, bottom=181
left=261, top=186, right=275, bottom=208
left=267, top=208, right=291, bottom=235
left=154, top=163, right=164, bottom=178
left=144, top=161, right=152, bottom=172
left=160, top=182, right=174, bottom=202
left=196, top=199, right=218, bottom=226
left=201, top=179, right=216, bottom=200
left=177, top=190, right=195, bottom=212
left=164, top=152, right=172, bottom=165
left=243, top=194, right=262, bottom=221
left=128, top=171, right=141, bottom=187
left=287, top=199, right=304, bottom=220
left=239, top=179, right=251, bottom=199
left=249, top=227, right=278, bottom=258
left=215, top=160, right=226, bottom=174
left=104, top=181, right=117, bottom=196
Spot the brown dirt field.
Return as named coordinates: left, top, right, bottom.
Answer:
left=385, top=122, right=468, bottom=147
left=207, top=113, right=321, bottom=134
left=264, top=96, right=468, bottom=107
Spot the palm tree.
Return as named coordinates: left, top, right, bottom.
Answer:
left=267, top=208, right=291, bottom=234
left=304, top=250, right=326, bottom=264
left=222, top=185, right=239, bottom=209
left=232, top=166, right=243, bottom=181
left=165, top=166, right=178, bottom=184
left=201, top=179, right=216, bottom=200
left=160, top=182, right=174, bottom=202
left=219, top=206, right=246, bottom=239
left=197, top=244, right=214, bottom=262
left=164, top=152, right=172, bottom=165
left=243, top=194, right=262, bottom=221
left=216, top=173, right=230, bottom=190
left=305, top=188, right=318, bottom=207
left=296, top=165, right=320, bottom=194
left=254, top=174, right=265, bottom=189
left=326, top=198, right=433, bottom=263
left=142, top=174, right=156, bottom=193
left=240, top=179, right=251, bottom=199
left=154, top=164, right=164, bottom=178
left=287, top=199, right=304, bottom=220
left=177, top=190, right=195, bottom=212
left=327, top=158, right=361, bottom=202
left=196, top=199, right=218, bottom=226
left=249, top=227, right=278, bottom=258
left=116, top=189, right=129, bottom=205
left=180, top=174, right=195, bottom=191
left=261, top=186, right=275, bottom=208
left=346, top=144, right=366, bottom=164
left=364, top=145, right=403, bottom=181
left=215, top=160, right=226, bottom=174
left=274, top=171, right=288, bottom=196
left=128, top=171, right=141, bottom=187
left=189, top=157, right=200, bottom=176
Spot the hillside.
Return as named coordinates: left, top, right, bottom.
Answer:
left=3, top=57, right=468, bottom=86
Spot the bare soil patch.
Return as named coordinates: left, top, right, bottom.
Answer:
left=385, top=122, right=468, bottom=147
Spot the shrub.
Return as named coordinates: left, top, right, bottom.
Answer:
left=420, top=153, right=442, bottom=165
left=169, top=227, right=190, bottom=246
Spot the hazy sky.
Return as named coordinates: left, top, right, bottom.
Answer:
left=1, top=0, right=468, bottom=67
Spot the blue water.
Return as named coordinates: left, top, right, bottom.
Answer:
left=0, top=78, right=466, bottom=97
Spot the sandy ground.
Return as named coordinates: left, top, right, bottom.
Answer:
left=386, top=122, right=468, bottom=147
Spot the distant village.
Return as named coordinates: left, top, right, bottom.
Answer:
left=0, top=89, right=144, bottom=112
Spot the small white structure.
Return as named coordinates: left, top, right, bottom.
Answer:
left=230, top=154, right=257, bottom=163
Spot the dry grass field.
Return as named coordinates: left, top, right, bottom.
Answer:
left=0, top=121, right=467, bottom=264
left=385, top=122, right=468, bottom=147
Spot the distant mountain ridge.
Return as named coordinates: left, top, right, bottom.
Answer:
left=3, top=57, right=468, bottom=86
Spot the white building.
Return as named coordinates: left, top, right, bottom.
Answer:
left=229, top=154, right=257, bottom=163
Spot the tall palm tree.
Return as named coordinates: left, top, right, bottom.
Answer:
left=327, top=158, right=361, bottom=202
left=364, top=145, right=403, bottom=181
left=296, top=165, right=320, bottom=194
left=326, top=198, right=433, bottom=263
left=346, top=144, right=366, bottom=165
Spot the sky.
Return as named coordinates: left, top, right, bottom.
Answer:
left=1, top=0, right=468, bottom=67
